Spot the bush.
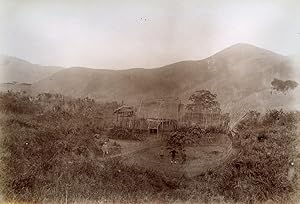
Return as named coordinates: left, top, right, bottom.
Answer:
left=166, top=125, right=227, bottom=148
left=213, top=109, right=298, bottom=203
left=108, top=126, right=146, bottom=141
left=0, top=92, right=117, bottom=202
left=0, top=92, right=41, bottom=114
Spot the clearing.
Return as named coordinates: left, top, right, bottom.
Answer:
left=106, top=133, right=234, bottom=177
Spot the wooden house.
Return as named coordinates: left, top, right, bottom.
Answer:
left=136, top=98, right=182, bottom=134
left=180, top=108, right=230, bottom=129
left=113, top=98, right=230, bottom=133
left=113, top=105, right=135, bottom=128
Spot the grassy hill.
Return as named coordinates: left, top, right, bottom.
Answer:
left=31, top=44, right=299, bottom=117
left=0, top=55, right=63, bottom=83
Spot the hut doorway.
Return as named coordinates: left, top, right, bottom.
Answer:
left=149, top=129, right=158, bottom=134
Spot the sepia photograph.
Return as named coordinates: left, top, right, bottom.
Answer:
left=0, top=0, right=300, bottom=203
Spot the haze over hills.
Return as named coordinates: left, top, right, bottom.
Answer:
left=32, top=43, right=299, bottom=111
left=0, top=55, right=63, bottom=84
left=2, top=43, right=300, bottom=116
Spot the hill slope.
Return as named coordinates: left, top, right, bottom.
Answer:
left=0, top=55, right=63, bottom=83
left=32, top=43, right=298, bottom=114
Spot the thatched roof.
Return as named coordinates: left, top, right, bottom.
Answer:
left=114, top=105, right=134, bottom=114
left=137, top=98, right=182, bottom=120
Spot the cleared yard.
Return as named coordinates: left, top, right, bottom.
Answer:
left=118, top=133, right=233, bottom=177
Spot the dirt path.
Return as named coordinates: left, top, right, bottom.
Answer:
left=96, top=134, right=235, bottom=177
left=122, top=134, right=235, bottom=177
left=96, top=137, right=161, bottom=162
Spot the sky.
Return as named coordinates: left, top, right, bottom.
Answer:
left=0, top=0, right=300, bottom=69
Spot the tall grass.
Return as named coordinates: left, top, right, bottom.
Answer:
left=0, top=92, right=298, bottom=203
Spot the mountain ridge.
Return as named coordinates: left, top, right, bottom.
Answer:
left=1, top=43, right=298, bottom=114
left=0, top=55, right=63, bottom=83
left=32, top=44, right=297, bottom=107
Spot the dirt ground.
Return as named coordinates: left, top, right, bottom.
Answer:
left=109, top=133, right=234, bottom=177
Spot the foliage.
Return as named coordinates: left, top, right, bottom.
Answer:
left=216, top=109, right=299, bottom=203
left=235, top=110, right=261, bottom=131
left=0, top=92, right=120, bottom=202
left=108, top=126, right=147, bottom=141
left=166, top=125, right=228, bottom=149
left=186, top=90, right=221, bottom=113
left=0, top=91, right=40, bottom=114
left=271, top=78, right=298, bottom=93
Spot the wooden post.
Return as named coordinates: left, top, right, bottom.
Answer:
left=65, top=185, right=68, bottom=204
left=157, top=120, right=159, bottom=136
left=205, top=112, right=207, bottom=129
left=161, top=119, right=163, bottom=136
left=138, top=99, right=143, bottom=118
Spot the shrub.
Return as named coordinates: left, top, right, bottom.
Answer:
left=0, top=92, right=119, bottom=202
left=0, top=91, right=41, bottom=114
left=166, top=125, right=227, bottom=148
left=108, top=126, right=145, bottom=141
left=211, top=109, right=299, bottom=203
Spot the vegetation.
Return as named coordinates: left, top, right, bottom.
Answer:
left=222, top=109, right=298, bottom=202
left=164, top=108, right=298, bottom=203
left=0, top=92, right=120, bottom=202
left=186, top=90, right=221, bottom=112
left=166, top=125, right=228, bottom=149
left=271, top=78, right=298, bottom=93
left=0, top=91, right=299, bottom=203
left=108, top=126, right=147, bottom=141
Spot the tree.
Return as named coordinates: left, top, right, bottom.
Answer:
left=271, top=78, right=298, bottom=93
left=186, top=90, right=220, bottom=113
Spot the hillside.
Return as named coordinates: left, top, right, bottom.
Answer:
left=0, top=55, right=63, bottom=83
left=31, top=43, right=299, bottom=116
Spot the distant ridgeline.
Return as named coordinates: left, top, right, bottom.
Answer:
left=0, top=81, right=32, bottom=94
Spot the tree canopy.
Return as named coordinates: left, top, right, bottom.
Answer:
left=271, top=78, right=298, bottom=93
left=186, top=90, right=220, bottom=113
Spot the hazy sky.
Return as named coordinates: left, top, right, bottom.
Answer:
left=1, top=0, right=300, bottom=69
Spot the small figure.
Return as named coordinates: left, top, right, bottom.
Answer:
left=181, top=149, right=187, bottom=164
left=102, top=142, right=109, bottom=157
left=170, top=149, right=178, bottom=164
left=94, top=133, right=101, bottom=139
left=160, top=146, right=164, bottom=159
left=288, top=161, right=296, bottom=182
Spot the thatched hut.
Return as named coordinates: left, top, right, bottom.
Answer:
left=181, top=109, right=230, bottom=129
left=136, top=98, right=183, bottom=134
left=113, top=105, right=135, bottom=128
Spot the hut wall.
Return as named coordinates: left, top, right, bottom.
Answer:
left=114, top=114, right=135, bottom=129
left=180, top=112, right=229, bottom=129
